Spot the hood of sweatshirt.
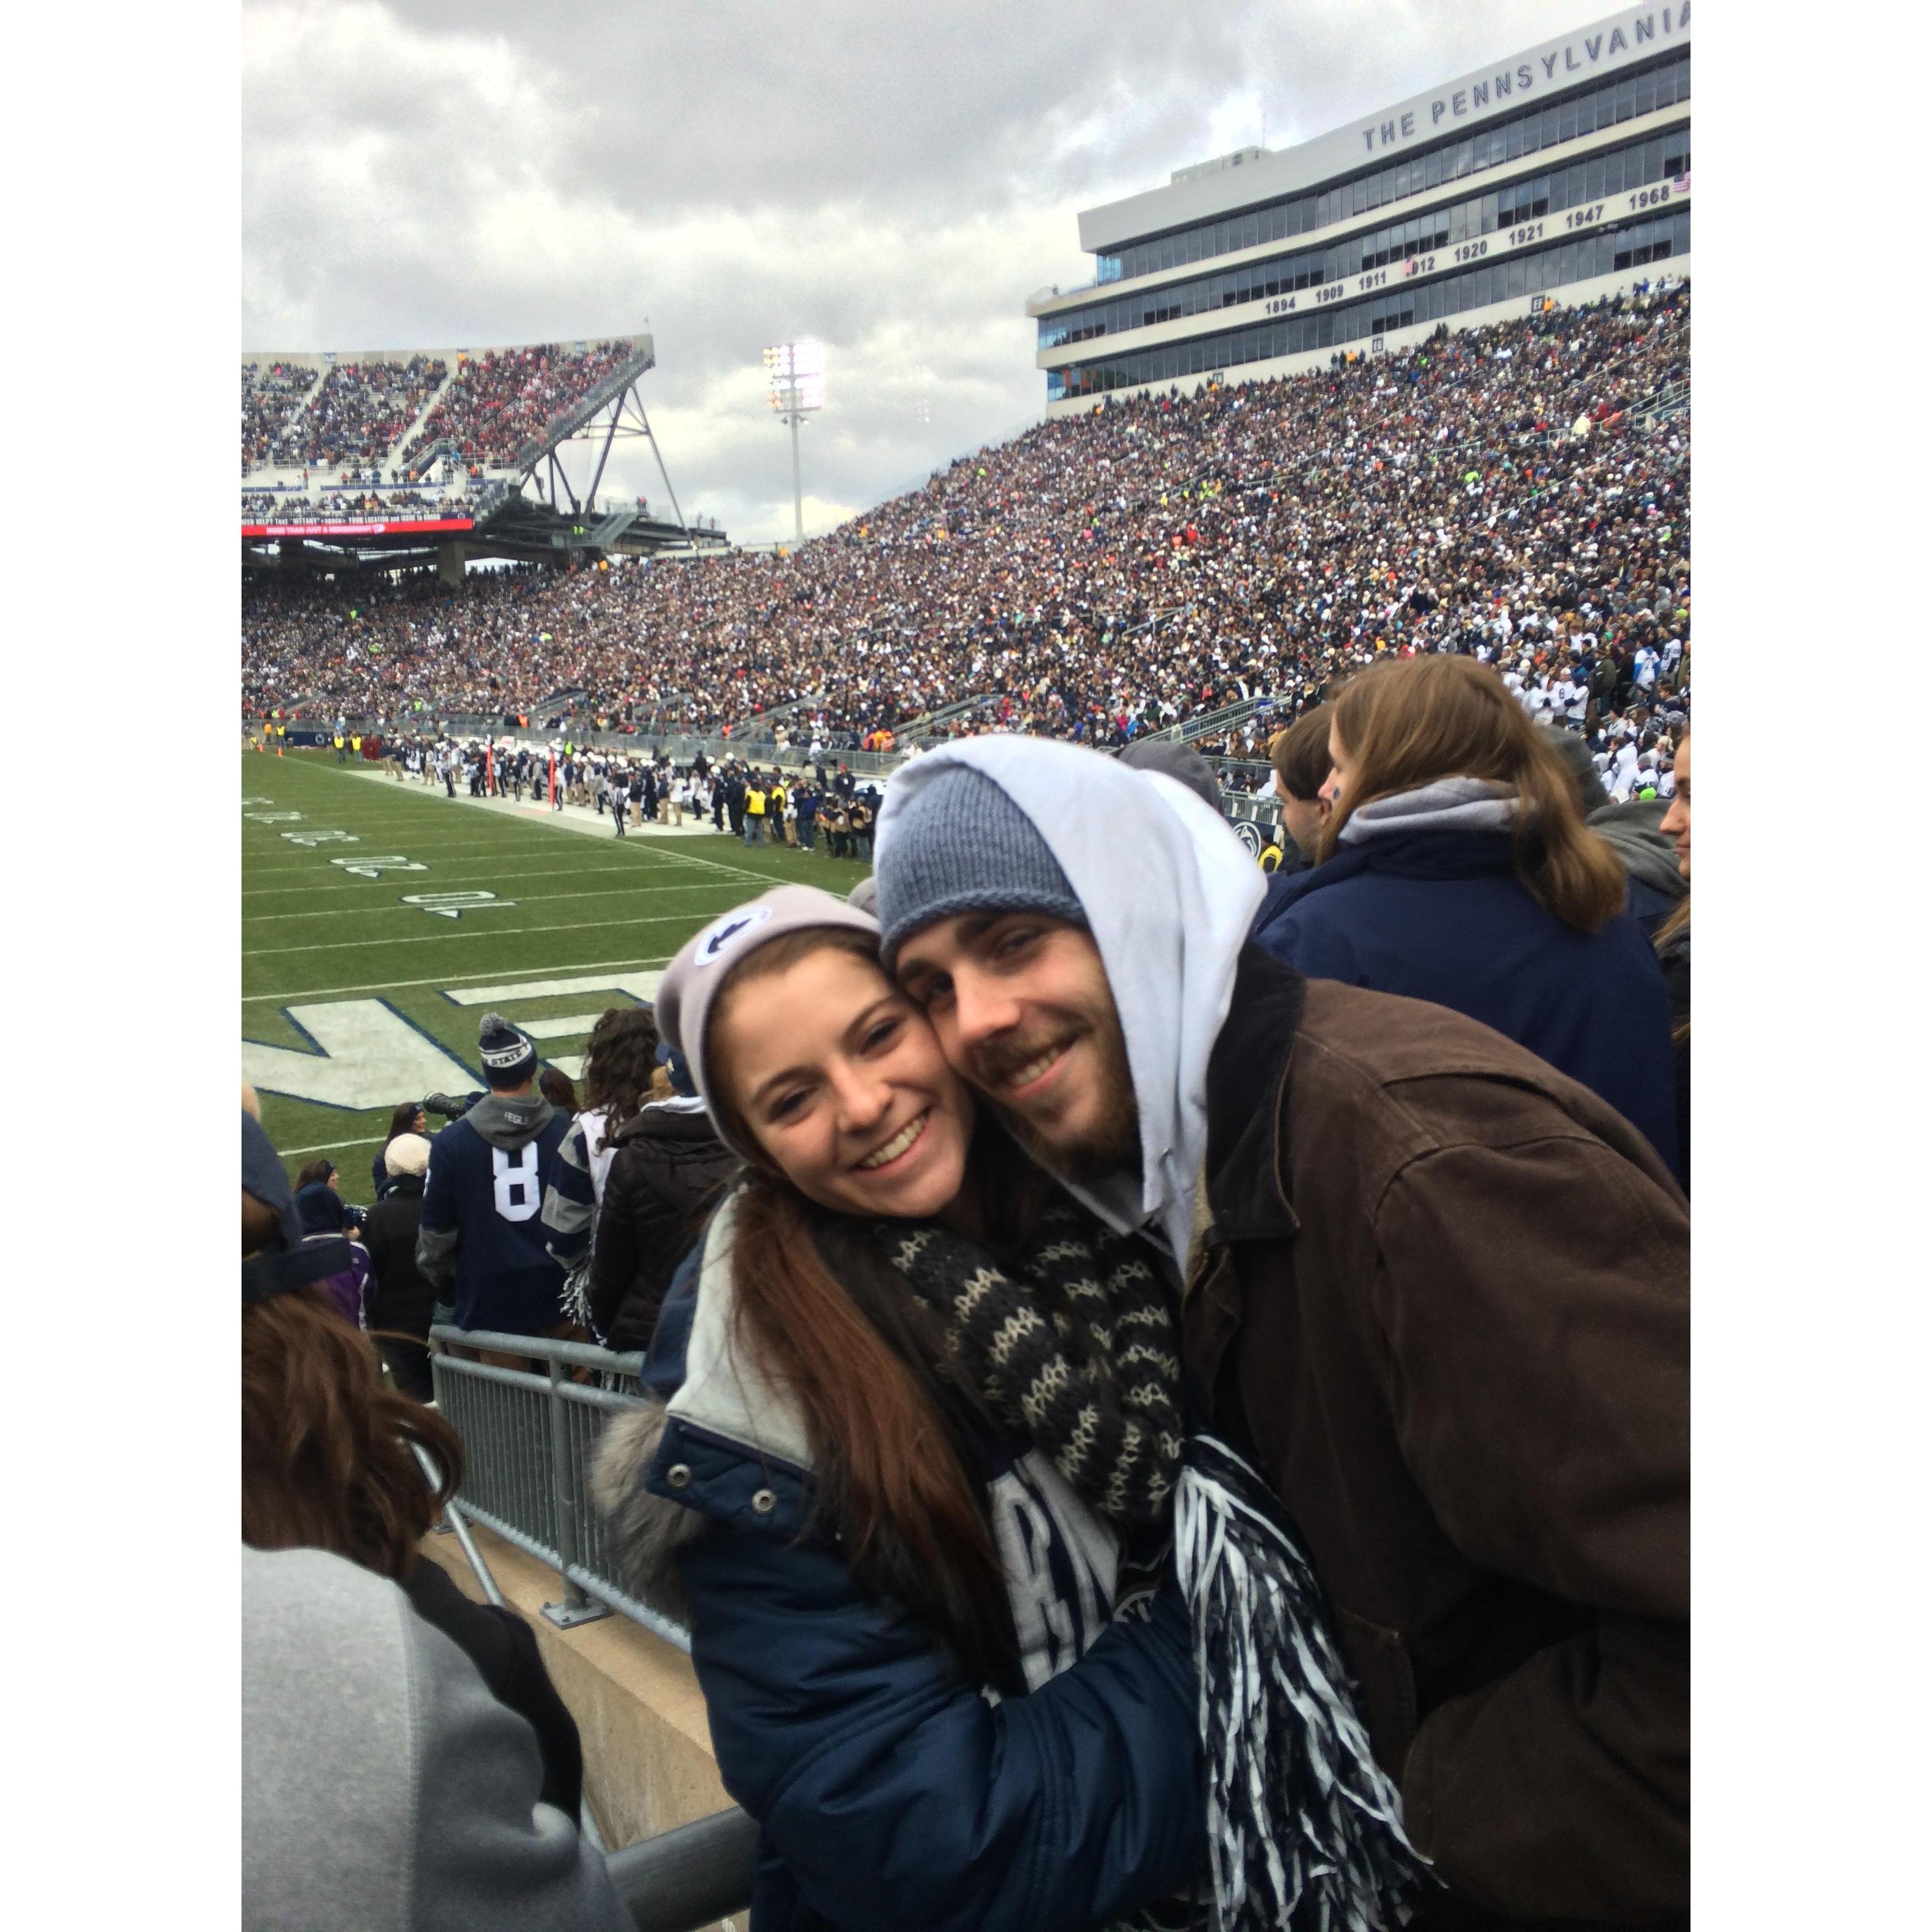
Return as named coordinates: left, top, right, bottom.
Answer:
left=1588, top=798, right=1688, bottom=900
left=463, top=1090, right=556, bottom=1149
left=1336, top=776, right=1516, bottom=844
left=875, top=736, right=1264, bottom=1270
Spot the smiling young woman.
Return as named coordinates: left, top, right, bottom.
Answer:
left=709, top=930, right=979, bottom=1226
left=700, top=921, right=1017, bottom=1665
left=591, top=885, right=1207, bottom=1932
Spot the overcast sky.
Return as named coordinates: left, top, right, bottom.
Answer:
left=244, top=0, right=1597, bottom=542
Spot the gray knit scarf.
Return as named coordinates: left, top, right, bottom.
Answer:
left=875, top=1193, right=1183, bottom=1526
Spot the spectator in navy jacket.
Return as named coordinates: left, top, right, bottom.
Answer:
left=417, top=1015, right=572, bottom=1344
left=1250, top=655, right=1680, bottom=1183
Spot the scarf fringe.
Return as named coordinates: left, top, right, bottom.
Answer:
left=1176, top=1435, right=1431, bottom=1932
left=560, top=1253, right=597, bottom=1336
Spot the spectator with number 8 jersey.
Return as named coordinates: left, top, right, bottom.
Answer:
left=416, top=1014, right=572, bottom=1351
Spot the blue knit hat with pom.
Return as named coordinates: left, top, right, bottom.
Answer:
left=478, top=1012, right=537, bottom=1087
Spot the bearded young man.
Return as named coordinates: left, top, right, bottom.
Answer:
left=874, top=736, right=1689, bottom=1932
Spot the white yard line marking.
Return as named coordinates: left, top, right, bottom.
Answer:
left=271, top=1134, right=389, bottom=1158
left=240, top=859, right=720, bottom=898
left=444, top=970, right=665, bottom=1008
left=242, top=850, right=593, bottom=875
left=242, top=910, right=711, bottom=959
left=242, top=955, right=672, bottom=1004
left=242, top=879, right=740, bottom=923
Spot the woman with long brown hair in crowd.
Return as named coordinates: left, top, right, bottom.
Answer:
left=372, top=1097, right=427, bottom=1199
left=538, top=1003, right=668, bottom=1328
left=1249, top=652, right=1682, bottom=1184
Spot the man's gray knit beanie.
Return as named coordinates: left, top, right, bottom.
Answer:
left=877, top=764, right=1087, bottom=961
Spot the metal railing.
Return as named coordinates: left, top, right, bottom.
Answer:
left=428, top=1325, right=690, bottom=1650
left=1630, top=375, right=1690, bottom=432
left=606, top=1806, right=761, bottom=1931
left=424, top=1331, right=752, bottom=1929
left=1136, top=694, right=1269, bottom=748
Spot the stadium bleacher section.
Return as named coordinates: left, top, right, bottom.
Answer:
left=243, top=282, right=1687, bottom=750
left=398, top=340, right=642, bottom=473
left=242, top=361, right=319, bottom=475
left=272, top=356, right=449, bottom=469
left=240, top=335, right=653, bottom=512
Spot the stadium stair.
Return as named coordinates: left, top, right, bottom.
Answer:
left=389, top=363, right=462, bottom=476
left=587, top=507, right=637, bottom=549
left=269, top=368, right=327, bottom=450
left=505, top=341, right=661, bottom=481
left=893, top=695, right=989, bottom=744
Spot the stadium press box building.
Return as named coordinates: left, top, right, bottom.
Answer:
left=1032, top=4, right=1689, bottom=413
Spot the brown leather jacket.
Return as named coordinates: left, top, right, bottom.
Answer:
left=1182, top=948, right=1688, bottom=1928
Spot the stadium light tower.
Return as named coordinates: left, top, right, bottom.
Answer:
left=763, top=340, right=823, bottom=543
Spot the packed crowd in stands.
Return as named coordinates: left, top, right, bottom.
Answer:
left=271, top=355, right=448, bottom=469
left=398, top=339, right=643, bottom=472
left=244, top=285, right=1688, bottom=761
left=241, top=360, right=318, bottom=473
left=241, top=339, right=638, bottom=481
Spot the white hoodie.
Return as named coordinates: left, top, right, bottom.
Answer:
left=875, top=736, right=1264, bottom=1271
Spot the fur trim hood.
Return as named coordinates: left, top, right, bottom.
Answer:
left=588, top=1400, right=703, bottom=1625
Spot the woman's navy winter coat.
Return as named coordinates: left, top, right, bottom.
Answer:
left=601, top=1251, right=1205, bottom=1932
left=1250, top=827, right=1682, bottom=1183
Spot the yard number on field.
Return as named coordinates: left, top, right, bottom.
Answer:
left=402, top=890, right=517, bottom=920
left=283, top=830, right=360, bottom=846
left=331, top=855, right=429, bottom=878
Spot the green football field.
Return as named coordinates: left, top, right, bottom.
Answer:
left=243, top=750, right=871, bottom=1203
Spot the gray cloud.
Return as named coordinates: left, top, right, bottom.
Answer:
left=244, top=0, right=1593, bottom=540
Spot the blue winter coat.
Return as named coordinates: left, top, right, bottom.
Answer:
left=591, top=1198, right=1206, bottom=1932
left=1250, top=827, right=1681, bottom=1182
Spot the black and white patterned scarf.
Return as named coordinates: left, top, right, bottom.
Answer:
left=877, top=1194, right=1184, bottom=1527
left=878, top=1192, right=1431, bottom=1932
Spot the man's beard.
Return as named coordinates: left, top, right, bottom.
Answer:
left=973, top=1004, right=1141, bottom=1186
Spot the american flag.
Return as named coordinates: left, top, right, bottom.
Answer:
left=1672, top=171, right=1690, bottom=193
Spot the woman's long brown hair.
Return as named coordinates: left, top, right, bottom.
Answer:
left=242, top=1289, right=462, bottom=1583
left=1654, top=896, right=1690, bottom=1045
left=1320, top=654, right=1627, bottom=932
left=706, top=927, right=1022, bottom=1682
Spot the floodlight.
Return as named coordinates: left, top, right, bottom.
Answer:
left=763, top=339, right=827, bottom=542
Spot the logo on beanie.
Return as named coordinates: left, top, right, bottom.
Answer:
left=695, top=903, right=774, bottom=967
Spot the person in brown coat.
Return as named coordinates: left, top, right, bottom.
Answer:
left=876, top=737, right=1688, bottom=1931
